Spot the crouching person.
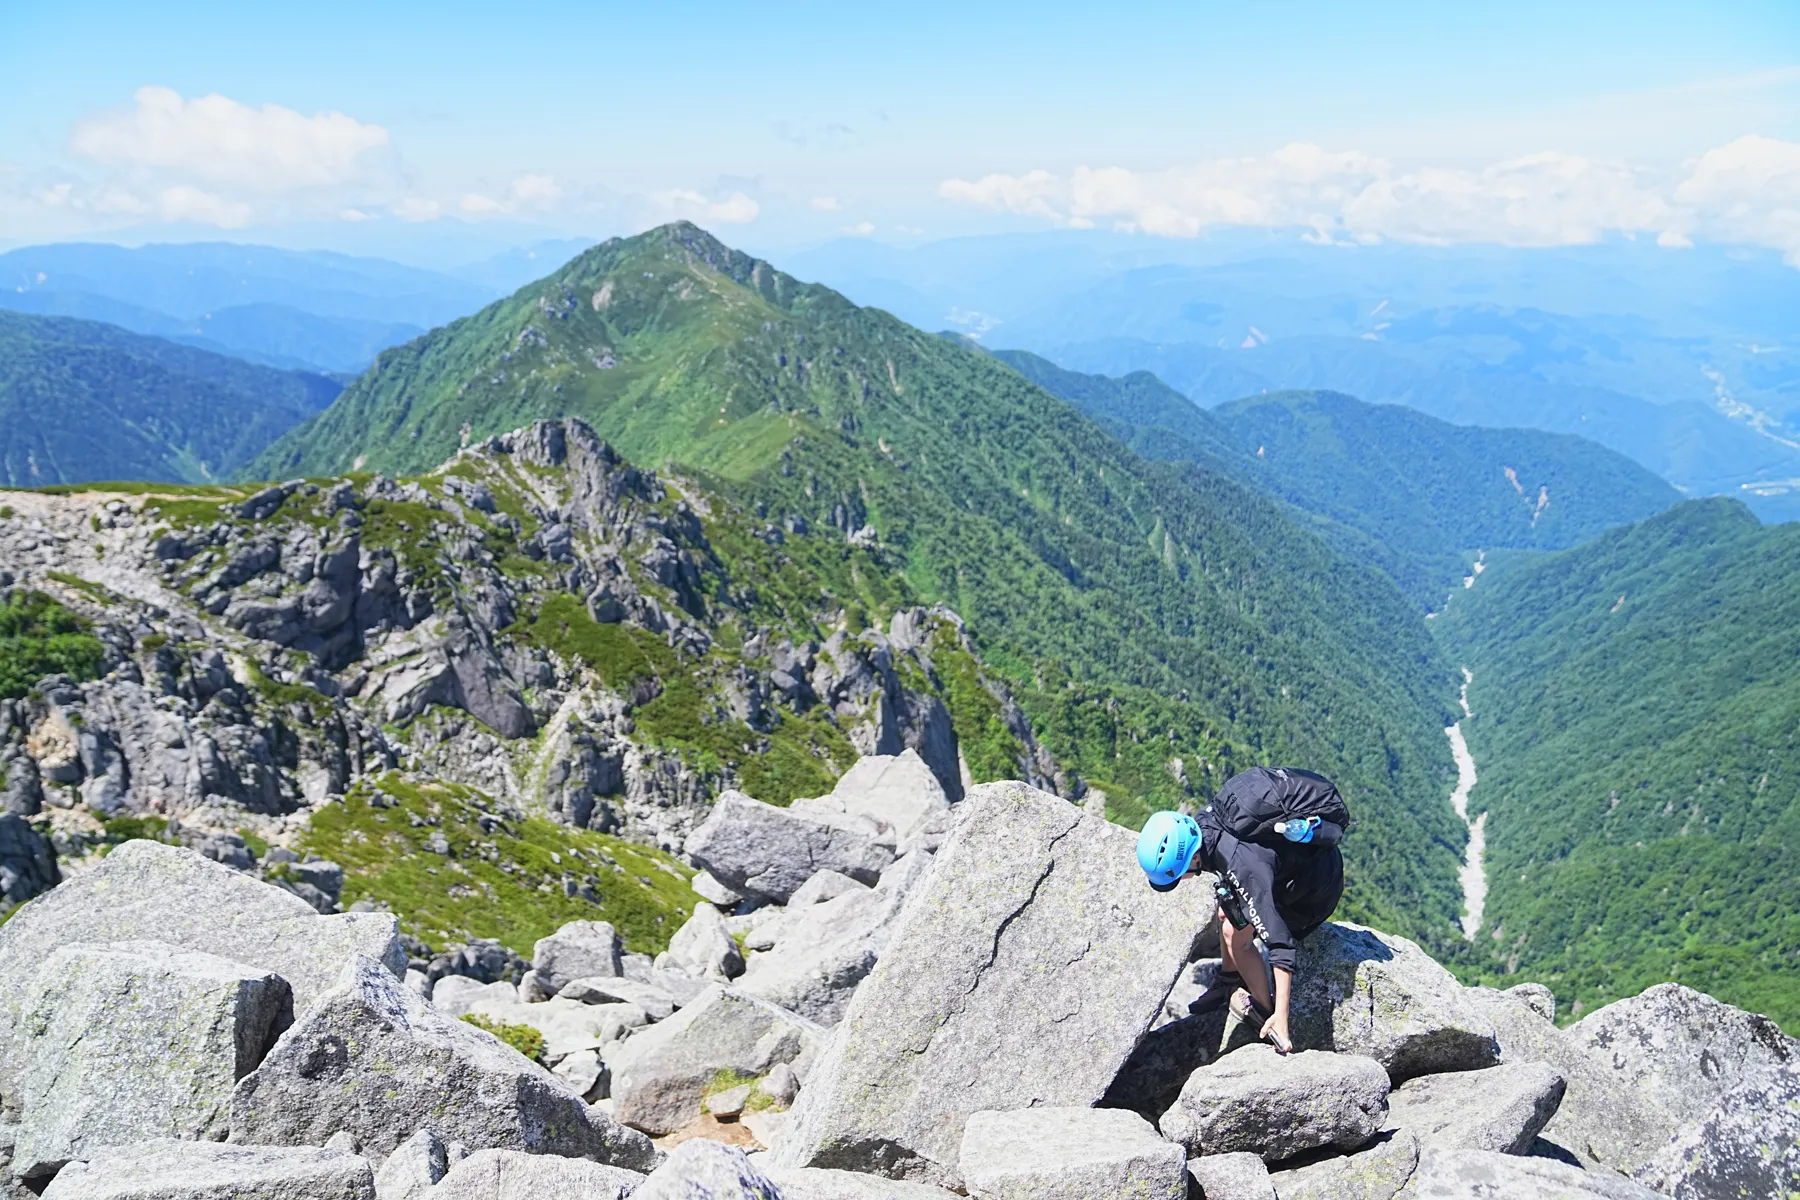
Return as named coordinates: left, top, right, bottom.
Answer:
left=1137, top=766, right=1347, bottom=1053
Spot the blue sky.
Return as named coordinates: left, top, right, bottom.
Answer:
left=3, top=0, right=1797, bottom=263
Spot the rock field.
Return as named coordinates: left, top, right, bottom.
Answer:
left=2, top=773, right=1796, bottom=1199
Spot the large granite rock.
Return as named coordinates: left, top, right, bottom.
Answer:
left=1266, top=1130, right=1418, bottom=1200
left=1160, top=1044, right=1390, bottom=1161
left=427, top=1148, right=645, bottom=1200
left=8, top=941, right=292, bottom=1180
left=1384, top=1061, right=1566, bottom=1155
left=776, top=781, right=1215, bottom=1188
left=958, top=1107, right=1187, bottom=1200
left=1641, top=1059, right=1800, bottom=1200
left=763, top=1167, right=961, bottom=1199
left=632, top=1140, right=783, bottom=1199
left=0, top=841, right=401, bottom=1074
left=559, top=975, right=680, bottom=1022
left=792, top=749, right=949, bottom=848
left=40, top=1141, right=376, bottom=1200
left=685, top=789, right=896, bottom=903
left=1289, top=923, right=1497, bottom=1083
left=1188, top=1152, right=1275, bottom=1200
left=229, top=956, right=657, bottom=1170
left=370, top=1129, right=446, bottom=1200
left=1566, top=982, right=1798, bottom=1129
left=1403, top=1147, right=1666, bottom=1199
left=736, top=850, right=935, bottom=1025
left=605, top=984, right=823, bottom=1136
left=664, top=902, right=745, bottom=981
left=530, top=920, right=623, bottom=994
left=1463, top=986, right=1670, bottom=1174
left=1102, top=1009, right=1231, bottom=1122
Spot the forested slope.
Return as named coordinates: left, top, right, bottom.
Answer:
left=252, top=222, right=1467, bottom=947
left=0, top=312, right=339, bottom=486
left=997, top=349, right=1680, bottom=605
left=1436, top=498, right=1800, bottom=1027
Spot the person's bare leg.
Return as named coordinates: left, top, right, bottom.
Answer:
left=1224, top=919, right=1272, bottom=1011
left=1217, top=914, right=1243, bottom=978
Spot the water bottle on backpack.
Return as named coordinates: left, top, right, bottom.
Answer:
left=1273, top=816, right=1322, bottom=843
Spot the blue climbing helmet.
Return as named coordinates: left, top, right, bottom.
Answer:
left=1137, top=810, right=1203, bottom=892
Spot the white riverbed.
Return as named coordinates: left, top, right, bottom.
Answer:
left=1446, top=667, right=1486, bottom=940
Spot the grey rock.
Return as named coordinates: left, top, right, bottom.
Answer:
left=1188, top=1152, right=1275, bottom=1200
left=761, top=1062, right=801, bottom=1105
left=796, top=749, right=949, bottom=848
left=0, top=813, right=57, bottom=911
left=1289, top=923, right=1498, bottom=1082
left=709, top=1083, right=755, bottom=1117
left=0, top=841, right=402, bottom=1079
left=551, top=1048, right=606, bottom=1100
left=229, top=956, right=657, bottom=1171
left=763, top=1166, right=960, bottom=1199
left=1267, top=1130, right=1418, bottom=1200
left=1160, top=1044, right=1390, bottom=1162
left=325, top=1132, right=363, bottom=1154
left=1385, top=1061, right=1565, bottom=1155
left=1504, top=982, right=1557, bottom=1023
left=686, top=789, right=896, bottom=903
left=1463, top=986, right=1671, bottom=1176
left=633, top=1140, right=783, bottom=1200
left=8, top=941, right=293, bottom=1179
left=958, top=1107, right=1187, bottom=1200
left=693, top=869, right=744, bottom=907
left=428, top=1148, right=645, bottom=1200
left=666, top=902, right=745, bottom=981
left=776, top=781, right=1215, bottom=1188
left=606, top=984, right=822, bottom=1136
left=1566, top=982, right=1798, bottom=1129
left=736, top=850, right=934, bottom=1026
left=1641, top=1059, right=1800, bottom=1200
left=40, top=1141, right=376, bottom=1200
left=787, top=869, right=868, bottom=909
left=1103, top=1009, right=1231, bottom=1122
left=1403, top=1147, right=1666, bottom=1199
left=372, top=1129, right=446, bottom=1200
left=429, top=976, right=517, bottom=1018
left=531, top=919, right=624, bottom=994
left=559, top=975, right=679, bottom=1021
left=461, top=994, right=647, bottom=1060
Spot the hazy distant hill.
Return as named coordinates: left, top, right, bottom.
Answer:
left=995, top=349, right=1681, bottom=605
left=0, top=242, right=490, bottom=372
left=253, top=221, right=1471, bottom=947
left=0, top=311, right=339, bottom=486
left=1436, top=498, right=1800, bottom=1027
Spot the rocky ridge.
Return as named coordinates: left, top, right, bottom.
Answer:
left=2, top=772, right=1794, bottom=1199
left=0, top=418, right=1050, bottom=932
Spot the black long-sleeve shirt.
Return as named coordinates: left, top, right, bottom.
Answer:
left=1198, top=812, right=1344, bottom=975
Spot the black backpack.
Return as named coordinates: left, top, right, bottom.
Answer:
left=1211, top=766, right=1350, bottom=846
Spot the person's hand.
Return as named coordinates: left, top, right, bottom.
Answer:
left=1260, top=1012, right=1293, bottom=1054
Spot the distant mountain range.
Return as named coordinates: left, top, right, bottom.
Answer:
left=0, top=241, right=549, bottom=374
left=993, top=349, right=1683, bottom=606
left=786, top=232, right=1800, bottom=523
left=0, top=311, right=339, bottom=486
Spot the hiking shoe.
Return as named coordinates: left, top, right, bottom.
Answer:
left=1230, top=989, right=1273, bottom=1025
left=1187, top=971, right=1244, bottom=1016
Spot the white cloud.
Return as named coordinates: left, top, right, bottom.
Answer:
left=811, top=195, right=842, bottom=211
left=938, top=137, right=1800, bottom=262
left=844, top=220, right=876, bottom=236
left=460, top=173, right=566, bottom=218
left=937, top=169, right=1061, bottom=220
left=1674, top=134, right=1800, bottom=263
left=152, top=185, right=253, bottom=227
left=392, top=197, right=442, bottom=223
left=70, top=86, right=389, bottom=193
left=654, top=188, right=760, bottom=225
